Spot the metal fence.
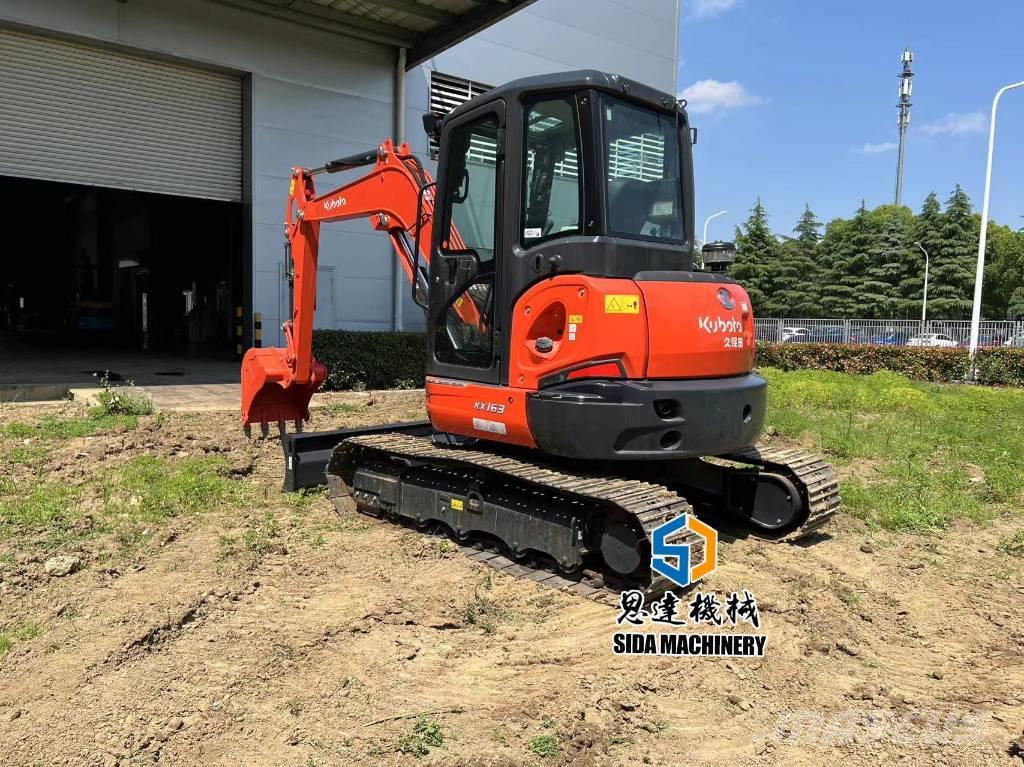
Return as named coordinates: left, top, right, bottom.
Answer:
left=755, top=318, right=1024, bottom=348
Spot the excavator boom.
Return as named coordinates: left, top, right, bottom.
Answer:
left=241, top=140, right=436, bottom=429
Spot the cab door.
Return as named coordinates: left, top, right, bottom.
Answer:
left=426, top=102, right=505, bottom=385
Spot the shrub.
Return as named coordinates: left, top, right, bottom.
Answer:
left=94, top=371, right=154, bottom=416
left=756, top=343, right=1024, bottom=386
left=312, top=330, right=425, bottom=391
left=309, top=332, right=1024, bottom=390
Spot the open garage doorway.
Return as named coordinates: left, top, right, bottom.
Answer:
left=0, top=175, right=244, bottom=391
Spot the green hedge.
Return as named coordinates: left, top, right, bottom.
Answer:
left=310, top=331, right=1024, bottom=390
left=312, top=330, right=426, bottom=391
left=756, top=343, right=1024, bottom=387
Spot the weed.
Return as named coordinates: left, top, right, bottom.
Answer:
left=832, top=582, right=863, bottom=609
left=997, top=530, right=1024, bottom=557
left=463, top=588, right=507, bottom=634
left=529, top=733, right=561, bottom=759
left=0, top=621, right=42, bottom=662
left=93, top=372, right=154, bottom=416
left=394, top=715, right=445, bottom=757
left=286, top=699, right=304, bottom=716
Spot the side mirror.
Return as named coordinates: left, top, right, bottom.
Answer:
left=422, top=112, right=443, bottom=143
left=690, top=127, right=699, bottom=146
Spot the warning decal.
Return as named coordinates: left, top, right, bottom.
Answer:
left=604, top=295, right=640, bottom=314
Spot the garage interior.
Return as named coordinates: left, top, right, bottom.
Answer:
left=0, top=176, right=242, bottom=355
left=0, top=27, right=245, bottom=393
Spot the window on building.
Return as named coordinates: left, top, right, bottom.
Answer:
left=429, top=71, right=492, bottom=160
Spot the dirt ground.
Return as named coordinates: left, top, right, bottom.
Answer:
left=1, top=391, right=1022, bottom=767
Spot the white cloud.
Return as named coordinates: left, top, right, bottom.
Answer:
left=685, top=0, right=739, bottom=18
left=678, top=79, right=763, bottom=114
left=920, top=112, right=987, bottom=136
left=859, top=141, right=899, bottom=154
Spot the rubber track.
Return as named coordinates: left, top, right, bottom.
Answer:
left=330, top=432, right=701, bottom=605
left=723, top=444, right=841, bottom=542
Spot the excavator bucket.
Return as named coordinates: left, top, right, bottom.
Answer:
left=240, top=347, right=326, bottom=429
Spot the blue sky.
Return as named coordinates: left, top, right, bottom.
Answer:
left=677, top=0, right=1024, bottom=242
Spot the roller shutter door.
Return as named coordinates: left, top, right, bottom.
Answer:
left=0, top=27, right=241, bottom=201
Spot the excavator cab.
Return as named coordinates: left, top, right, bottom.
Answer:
left=423, top=71, right=762, bottom=461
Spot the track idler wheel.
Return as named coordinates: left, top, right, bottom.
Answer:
left=600, top=514, right=649, bottom=578
left=748, top=473, right=801, bottom=531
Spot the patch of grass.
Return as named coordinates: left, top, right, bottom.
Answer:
left=0, top=621, right=42, bottom=662
left=529, top=733, right=561, bottom=759
left=282, top=486, right=327, bottom=509
left=0, top=484, right=78, bottom=540
left=3, top=412, right=138, bottom=440
left=394, top=715, right=445, bottom=757
left=997, top=530, right=1024, bottom=557
left=761, top=369, right=1024, bottom=532
left=103, top=456, right=250, bottom=521
left=219, top=511, right=282, bottom=569
left=286, top=699, right=304, bottom=716
left=324, top=402, right=364, bottom=415
left=6, top=444, right=50, bottom=466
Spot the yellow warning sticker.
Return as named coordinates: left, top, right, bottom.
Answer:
left=451, top=498, right=464, bottom=511
left=288, top=179, right=295, bottom=195
left=568, top=314, right=584, bottom=324
left=604, top=295, right=640, bottom=314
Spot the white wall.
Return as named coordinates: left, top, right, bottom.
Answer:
left=399, top=0, right=680, bottom=330
left=0, top=0, right=681, bottom=340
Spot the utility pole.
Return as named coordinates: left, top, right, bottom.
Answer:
left=895, top=47, right=914, bottom=206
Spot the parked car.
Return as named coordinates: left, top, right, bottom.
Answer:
left=906, top=333, right=957, bottom=348
left=781, top=326, right=810, bottom=343
left=1004, top=333, right=1024, bottom=348
left=974, top=332, right=1007, bottom=348
left=871, top=330, right=910, bottom=346
left=805, top=327, right=847, bottom=344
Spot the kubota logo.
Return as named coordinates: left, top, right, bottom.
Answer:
left=698, top=316, right=742, bottom=334
left=324, top=197, right=346, bottom=211
left=650, top=514, right=717, bottom=588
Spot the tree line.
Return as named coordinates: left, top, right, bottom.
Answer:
left=725, top=187, right=1024, bottom=320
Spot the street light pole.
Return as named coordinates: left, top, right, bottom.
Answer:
left=969, top=80, right=1024, bottom=368
left=915, top=241, right=930, bottom=326
left=702, top=210, right=728, bottom=246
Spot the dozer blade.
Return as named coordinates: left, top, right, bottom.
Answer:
left=240, top=347, right=326, bottom=428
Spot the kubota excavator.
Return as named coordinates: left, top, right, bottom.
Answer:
left=241, top=71, right=840, bottom=595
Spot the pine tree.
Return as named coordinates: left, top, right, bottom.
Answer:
left=860, top=206, right=912, bottom=318
left=927, top=185, right=977, bottom=318
left=728, top=199, right=778, bottom=311
left=820, top=202, right=876, bottom=318
left=766, top=205, right=822, bottom=316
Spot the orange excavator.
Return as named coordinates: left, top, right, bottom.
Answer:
left=241, top=71, right=839, bottom=592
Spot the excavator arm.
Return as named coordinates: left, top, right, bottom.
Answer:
left=241, top=139, right=454, bottom=431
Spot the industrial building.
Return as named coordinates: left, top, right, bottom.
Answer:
left=0, top=0, right=680, bottom=380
